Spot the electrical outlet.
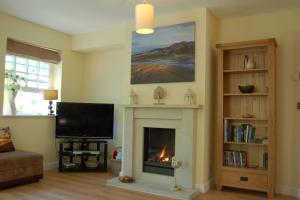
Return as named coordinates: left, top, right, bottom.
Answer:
left=297, top=102, right=300, bottom=110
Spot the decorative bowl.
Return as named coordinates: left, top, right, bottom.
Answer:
left=84, top=160, right=99, bottom=168
left=238, top=85, right=255, bottom=93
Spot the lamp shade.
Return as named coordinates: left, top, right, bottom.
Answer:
left=135, top=1, right=154, bottom=34
left=43, top=89, right=58, bottom=100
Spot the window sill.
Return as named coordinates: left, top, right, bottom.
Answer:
left=0, top=115, right=56, bottom=118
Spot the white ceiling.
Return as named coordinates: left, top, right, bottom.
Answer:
left=0, top=0, right=299, bottom=35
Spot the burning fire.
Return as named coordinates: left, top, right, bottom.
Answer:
left=159, top=146, right=170, bottom=162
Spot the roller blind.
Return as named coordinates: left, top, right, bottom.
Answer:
left=6, top=38, right=61, bottom=64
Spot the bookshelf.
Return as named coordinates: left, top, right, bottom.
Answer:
left=216, top=39, right=276, bottom=198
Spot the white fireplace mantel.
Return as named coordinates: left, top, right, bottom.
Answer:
left=108, top=104, right=203, bottom=199
left=120, top=104, right=202, bottom=186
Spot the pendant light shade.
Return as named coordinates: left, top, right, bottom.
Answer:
left=135, top=1, right=154, bottom=34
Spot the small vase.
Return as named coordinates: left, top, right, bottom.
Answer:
left=6, top=90, right=18, bottom=115
left=244, top=55, right=255, bottom=70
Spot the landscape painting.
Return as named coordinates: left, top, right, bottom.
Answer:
left=131, top=22, right=195, bottom=84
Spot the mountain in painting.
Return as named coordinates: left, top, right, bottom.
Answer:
left=132, top=41, right=195, bottom=62
left=131, top=41, right=195, bottom=84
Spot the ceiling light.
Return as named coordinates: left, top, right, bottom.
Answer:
left=135, top=1, right=154, bottom=34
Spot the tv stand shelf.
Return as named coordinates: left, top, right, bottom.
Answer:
left=58, top=140, right=107, bottom=172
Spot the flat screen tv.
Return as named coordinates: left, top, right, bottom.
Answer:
left=56, top=102, right=114, bottom=139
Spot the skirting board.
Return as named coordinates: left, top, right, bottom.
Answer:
left=44, top=161, right=58, bottom=171
left=195, top=179, right=214, bottom=193
left=276, top=185, right=300, bottom=199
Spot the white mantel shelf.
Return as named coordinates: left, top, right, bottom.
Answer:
left=122, top=104, right=203, bottom=109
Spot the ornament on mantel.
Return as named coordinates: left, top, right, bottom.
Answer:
left=153, top=86, right=165, bottom=105
left=184, top=88, right=195, bottom=105
left=128, top=89, right=138, bottom=104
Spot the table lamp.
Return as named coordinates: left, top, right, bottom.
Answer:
left=43, top=89, right=58, bottom=115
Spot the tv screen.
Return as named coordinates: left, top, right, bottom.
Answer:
left=56, top=102, right=114, bottom=139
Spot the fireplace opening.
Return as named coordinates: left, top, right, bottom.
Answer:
left=143, top=127, right=175, bottom=176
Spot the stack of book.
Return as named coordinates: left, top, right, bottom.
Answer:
left=224, top=119, right=256, bottom=143
left=224, top=151, right=247, bottom=167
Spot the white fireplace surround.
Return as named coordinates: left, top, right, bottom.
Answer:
left=119, top=104, right=202, bottom=192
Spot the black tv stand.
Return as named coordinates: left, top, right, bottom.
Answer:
left=58, top=139, right=107, bottom=172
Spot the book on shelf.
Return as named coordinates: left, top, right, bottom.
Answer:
left=224, top=119, right=233, bottom=141
left=263, top=152, right=268, bottom=169
left=223, top=120, right=256, bottom=144
left=223, top=150, right=247, bottom=167
left=236, top=125, right=244, bottom=142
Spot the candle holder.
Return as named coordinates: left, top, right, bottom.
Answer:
left=170, top=157, right=182, bottom=191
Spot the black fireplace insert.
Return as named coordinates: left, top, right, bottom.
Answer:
left=143, top=127, right=175, bottom=176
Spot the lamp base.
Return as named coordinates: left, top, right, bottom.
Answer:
left=48, top=100, right=54, bottom=115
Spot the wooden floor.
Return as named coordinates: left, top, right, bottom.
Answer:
left=0, top=171, right=297, bottom=200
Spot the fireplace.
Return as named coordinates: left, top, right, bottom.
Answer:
left=143, top=127, right=175, bottom=176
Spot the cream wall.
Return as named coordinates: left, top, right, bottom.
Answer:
left=203, top=10, right=218, bottom=186
left=72, top=25, right=127, bottom=52
left=0, top=12, right=85, bottom=169
left=218, top=8, right=300, bottom=197
left=82, top=48, right=127, bottom=145
left=78, top=8, right=218, bottom=189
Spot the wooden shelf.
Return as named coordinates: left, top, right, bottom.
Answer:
left=224, top=93, right=268, bottom=96
left=224, top=141, right=268, bottom=146
left=224, top=68, right=268, bottom=74
left=217, top=39, right=276, bottom=197
left=222, top=166, right=268, bottom=175
left=224, top=117, right=268, bottom=121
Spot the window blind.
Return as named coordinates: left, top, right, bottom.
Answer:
left=6, top=38, right=61, bottom=64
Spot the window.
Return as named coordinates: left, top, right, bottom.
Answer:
left=5, top=55, right=51, bottom=90
left=3, top=55, right=60, bottom=115
left=3, top=39, right=61, bottom=116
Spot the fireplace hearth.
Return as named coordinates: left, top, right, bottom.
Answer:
left=143, top=127, right=175, bottom=176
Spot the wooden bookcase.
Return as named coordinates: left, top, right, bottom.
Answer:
left=216, top=39, right=276, bottom=198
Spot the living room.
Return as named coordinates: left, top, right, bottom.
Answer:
left=0, top=0, right=299, bottom=200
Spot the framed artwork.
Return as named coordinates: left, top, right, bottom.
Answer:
left=131, top=22, right=195, bottom=84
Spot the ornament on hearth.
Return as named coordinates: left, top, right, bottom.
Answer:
left=170, top=157, right=183, bottom=191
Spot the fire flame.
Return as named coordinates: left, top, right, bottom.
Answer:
left=159, top=146, right=170, bottom=162
left=159, top=148, right=166, bottom=159
left=162, top=157, right=169, bottom=162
